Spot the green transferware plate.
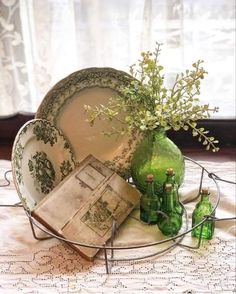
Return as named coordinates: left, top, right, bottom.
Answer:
left=36, top=67, right=138, bottom=178
left=11, top=119, right=75, bottom=211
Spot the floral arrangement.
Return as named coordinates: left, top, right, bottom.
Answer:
left=85, top=43, right=219, bottom=152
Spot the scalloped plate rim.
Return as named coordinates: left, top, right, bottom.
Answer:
left=11, top=118, right=76, bottom=211
left=35, top=67, right=138, bottom=177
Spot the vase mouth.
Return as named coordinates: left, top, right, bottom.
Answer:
left=155, top=127, right=166, bottom=133
left=143, top=128, right=166, bottom=138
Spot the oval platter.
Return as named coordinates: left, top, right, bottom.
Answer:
left=36, top=67, right=138, bottom=178
left=11, top=119, right=76, bottom=211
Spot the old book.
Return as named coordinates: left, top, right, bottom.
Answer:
left=32, top=155, right=140, bottom=260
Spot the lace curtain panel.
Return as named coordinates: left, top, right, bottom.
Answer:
left=0, top=0, right=235, bottom=117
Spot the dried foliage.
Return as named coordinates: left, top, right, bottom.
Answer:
left=85, top=43, right=219, bottom=151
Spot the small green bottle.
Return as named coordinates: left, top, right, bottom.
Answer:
left=158, top=183, right=182, bottom=236
left=163, top=168, right=183, bottom=215
left=140, top=174, right=160, bottom=224
left=191, top=188, right=215, bottom=239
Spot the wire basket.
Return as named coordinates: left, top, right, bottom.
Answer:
left=1, top=156, right=235, bottom=274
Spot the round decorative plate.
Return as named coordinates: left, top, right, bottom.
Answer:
left=36, top=67, right=138, bottom=178
left=11, top=119, right=76, bottom=211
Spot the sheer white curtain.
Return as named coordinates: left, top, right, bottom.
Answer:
left=0, top=0, right=235, bottom=117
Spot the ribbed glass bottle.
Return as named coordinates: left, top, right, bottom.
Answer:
left=163, top=168, right=183, bottom=215
left=158, top=183, right=182, bottom=236
left=140, top=174, right=160, bottom=224
left=191, top=188, right=215, bottom=240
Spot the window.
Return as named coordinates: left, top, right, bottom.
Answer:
left=0, top=0, right=235, bottom=118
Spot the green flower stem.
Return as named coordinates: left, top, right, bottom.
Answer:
left=187, top=122, right=219, bottom=152
left=85, top=43, right=219, bottom=152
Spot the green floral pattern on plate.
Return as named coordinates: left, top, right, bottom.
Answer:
left=60, top=160, right=74, bottom=181
left=35, top=68, right=139, bottom=178
left=28, top=151, right=56, bottom=194
left=36, top=68, right=132, bottom=123
left=33, top=124, right=58, bottom=146
left=12, top=142, right=24, bottom=185
left=12, top=119, right=75, bottom=211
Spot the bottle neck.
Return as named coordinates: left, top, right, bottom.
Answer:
left=201, top=193, right=209, bottom=202
left=153, top=128, right=166, bottom=140
left=144, top=128, right=166, bottom=141
left=165, top=191, right=174, bottom=210
left=146, top=181, right=155, bottom=196
left=166, top=174, right=175, bottom=183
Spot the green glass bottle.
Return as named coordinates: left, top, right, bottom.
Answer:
left=191, top=188, right=215, bottom=239
left=140, top=174, right=160, bottom=224
left=158, top=183, right=182, bottom=236
left=163, top=168, right=183, bottom=215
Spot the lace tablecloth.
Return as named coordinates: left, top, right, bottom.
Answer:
left=0, top=159, right=235, bottom=293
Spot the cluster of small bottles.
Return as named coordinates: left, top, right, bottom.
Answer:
left=140, top=169, right=183, bottom=236
left=140, top=169, right=215, bottom=239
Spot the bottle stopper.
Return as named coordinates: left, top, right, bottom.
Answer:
left=201, top=187, right=210, bottom=194
left=146, top=174, right=154, bottom=182
left=166, top=168, right=174, bottom=175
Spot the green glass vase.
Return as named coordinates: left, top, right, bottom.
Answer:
left=130, top=129, right=185, bottom=194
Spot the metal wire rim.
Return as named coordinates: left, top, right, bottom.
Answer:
left=19, top=156, right=223, bottom=262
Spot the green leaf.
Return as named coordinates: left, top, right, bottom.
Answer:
left=192, top=130, right=198, bottom=137
left=83, top=44, right=219, bottom=149
left=212, top=147, right=220, bottom=152
left=173, top=125, right=181, bottom=131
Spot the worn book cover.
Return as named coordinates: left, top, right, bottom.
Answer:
left=32, top=155, right=140, bottom=260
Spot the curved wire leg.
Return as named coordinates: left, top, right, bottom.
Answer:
left=29, top=217, right=53, bottom=240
